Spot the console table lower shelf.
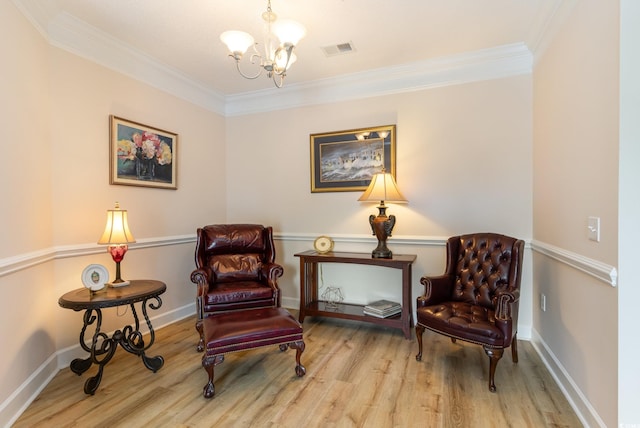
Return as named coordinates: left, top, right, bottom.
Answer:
left=303, top=301, right=404, bottom=329
left=295, top=251, right=416, bottom=339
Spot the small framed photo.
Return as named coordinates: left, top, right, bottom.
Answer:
left=310, top=125, right=396, bottom=193
left=109, top=115, right=178, bottom=189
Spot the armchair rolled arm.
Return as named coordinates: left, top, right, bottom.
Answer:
left=261, top=263, right=284, bottom=289
left=190, top=267, right=214, bottom=297
left=495, top=288, right=520, bottom=320
left=417, top=274, right=453, bottom=307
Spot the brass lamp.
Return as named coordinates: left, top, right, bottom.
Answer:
left=98, top=202, right=136, bottom=286
left=358, top=170, right=407, bottom=258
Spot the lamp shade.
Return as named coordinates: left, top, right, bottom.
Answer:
left=220, top=30, right=255, bottom=55
left=358, top=172, right=407, bottom=203
left=272, top=19, right=306, bottom=46
left=98, top=202, right=136, bottom=245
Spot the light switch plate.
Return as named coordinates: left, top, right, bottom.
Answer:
left=588, top=216, right=600, bottom=242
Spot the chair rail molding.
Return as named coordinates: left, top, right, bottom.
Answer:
left=530, top=239, right=617, bottom=287
left=0, top=235, right=195, bottom=278
left=1, top=233, right=538, bottom=278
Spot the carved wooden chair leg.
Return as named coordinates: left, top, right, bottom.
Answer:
left=415, top=324, right=425, bottom=361
left=279, top=344, right=289, bottom=351
left=195, top=319, right=205, bottom=352
left=511, top=333, right=519, bottom=363
left=484, top=347, right=504, bottom=393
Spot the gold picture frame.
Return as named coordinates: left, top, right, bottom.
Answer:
left=109, top=115, right=178, bottom=189
left=310, top=124, right=396, bottom=192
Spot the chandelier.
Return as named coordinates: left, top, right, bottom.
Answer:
left=220, top=0, right=306, bottom=88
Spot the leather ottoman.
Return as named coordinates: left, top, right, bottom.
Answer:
left=201, top=307, right=306, bottom=398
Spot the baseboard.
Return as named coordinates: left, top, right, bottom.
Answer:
left=530, top=328, right=605, bottom=428
left=281, top=296, right=299, bottom=311
left=0, top=353, right=58, bottom=427
left=1, top=303, right=196, bottom=427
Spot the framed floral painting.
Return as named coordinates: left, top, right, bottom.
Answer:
left=109, top=115, right=178, bottom=189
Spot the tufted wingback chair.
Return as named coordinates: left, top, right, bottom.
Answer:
left=415, top=233, right=524, bottom=392
left=190, top=224, right=283, bottom=351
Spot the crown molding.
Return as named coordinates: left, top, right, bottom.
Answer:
left=527, top=0, right=579, bottom=65
left=224, top=43, right=532, bottom=116
left=13, top=0, right=533, bottom=117
left=47, top=12, right=227, bottom=115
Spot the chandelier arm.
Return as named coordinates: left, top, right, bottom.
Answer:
left=233, top=58, right=263, bottom=80
left=231, top=44, right=264, bottom=80
left=272, top=73, right=285, bottom=88
left=271, top=45, right=295, bottom=77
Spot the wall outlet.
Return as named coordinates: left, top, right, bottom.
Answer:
left=540, top=293, right=547, bottom=312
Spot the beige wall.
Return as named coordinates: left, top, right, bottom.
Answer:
left=0, top=1, right=226, bottom=424
left=48, top=48, right=227, bottom=244
left=533, top=0, right=619, bottom=426
left=226, top=78, right=533, bottom=237
left=225, top=77, right=534, bottom=321
left=0, top=0, right=52, bottom=258
left=0, top=1, right=56, bottom=419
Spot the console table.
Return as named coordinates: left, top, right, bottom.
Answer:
left=58, top=279, right=166, bottom=395
left=295, top=251, right=416, bottom=339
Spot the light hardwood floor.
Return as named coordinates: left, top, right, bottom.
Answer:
left=14, top=313, right=582, bottom=427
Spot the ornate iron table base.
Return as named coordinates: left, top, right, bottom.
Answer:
left=59, top=280, right=166, bottom=395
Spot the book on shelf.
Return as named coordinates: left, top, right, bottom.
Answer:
left=363, top=299, right=401, bottom=318
left=363, top=307, right=401, bottom=318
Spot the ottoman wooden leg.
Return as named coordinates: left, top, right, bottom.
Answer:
left=290, top=340, right=306, bottom=377
left=202, top=355, right=224, bottom=399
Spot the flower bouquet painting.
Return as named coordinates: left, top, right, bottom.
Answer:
left=109, top=116, right=178, bottom=189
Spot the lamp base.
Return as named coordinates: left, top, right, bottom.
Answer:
left=372, top=247, right=393, bottom=259
left=107, top=279, right=130, bottom=287
left=367, top=205, right=396, bottom=259
left=108, top=255, right=130, bottom=287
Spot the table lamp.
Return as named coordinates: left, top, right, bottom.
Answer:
left=98, top=202, right=136, bottom=286
left=358, top=170, right=407, bottom=258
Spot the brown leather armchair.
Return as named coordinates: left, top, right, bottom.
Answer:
left=190, top=224, right=283, bottom=351
left=415, top=233, right=524, bottom=392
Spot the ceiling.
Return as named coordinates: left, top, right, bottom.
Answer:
left=15, top=0, right=563, bottom=100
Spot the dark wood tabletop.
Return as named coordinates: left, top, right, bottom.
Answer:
left=58, top=279, right=166, bottom=311
left=294, top=250, right=416, bottom=265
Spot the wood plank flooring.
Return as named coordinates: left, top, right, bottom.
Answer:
left=13, top=313, right=582, bottom=427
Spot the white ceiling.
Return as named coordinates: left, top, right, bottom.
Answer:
left=14, top=0, right=564, bottom=100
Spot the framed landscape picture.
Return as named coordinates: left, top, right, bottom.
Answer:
left=109, top=115, right=178, bottom=189
left=310, top=124, right=396, bottom=192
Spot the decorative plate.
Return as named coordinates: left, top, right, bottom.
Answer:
left=313, top=236, right=334, bottom=254
left=81, top=264, right=109, bottom=291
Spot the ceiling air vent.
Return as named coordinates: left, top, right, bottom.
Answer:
left=321, top=41, right=356, bottom=57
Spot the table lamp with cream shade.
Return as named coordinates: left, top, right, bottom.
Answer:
left=98, top=202, right=136, bottom=286
left=358, top=170, right=407, bottom=258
